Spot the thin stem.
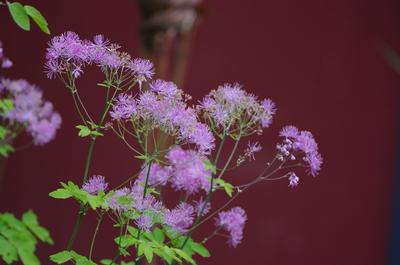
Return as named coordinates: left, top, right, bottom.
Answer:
left=181, top=134, right=241, bottom=249
left=89, top=213, right=104, bottom=260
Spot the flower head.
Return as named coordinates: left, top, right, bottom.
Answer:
left=288, top=172, right=299, bottom=188
left=216, top=207, right=247, bottom=247
left=199, top=83, right=277, bottom=137
left=110, top=93, right=137, bottom=120
left=82, top=175, right=108, bottom=195
left=0, top=78, right=62, bottom=145
left=165, top=203, right=195, bottom=234
left=277, top=125, right=323, bottom=177
left=166, top=146, right=212, bottom=194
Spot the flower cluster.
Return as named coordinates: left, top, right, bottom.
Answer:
left=277, top=125, right=323, bottom=177
left=199, top=83, right=276, bottom=137
left=82, top=175, right=108, bottom=195
left=111, top=79, right=215, bottom=154
left=0, top=79, right=62, bottom=145
left=166, top=146, right=212, bottom=194
left=47, top=32, right=324, bottom=260
left=45, top=32, right=154, bottom=81
left=215, top=207, right=247, bottom=247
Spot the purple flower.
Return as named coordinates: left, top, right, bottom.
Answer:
left=277, top=125, right=323, bottom=177
left=106, top=188, right=134, bottom=212
left=110, top=93, right=137, bottom=120
left=166, top=146, right=212, bottom=194
left=245, top=141, right=262, bottom=160
left=288, top=172, right=299, bottom=188
left=149, top=79, right=177, bottom=98
left=165, top=203, right=194, bottom=234
left=137, top=163, right=171, bottom=186
left=199, top=83, right=277, bottom=134
left=305, top=152, right=323, bottom=176
left=82, top=175, right=109, bottom=195
left=128, top=58, right=155, bottom=86
left=134, top=83, right=215, bottom=153
left=136, top=214, right=153, bottom=231
left=279, top=125, right=299, bottom=139
left=1, top=79, right=62, bottom=145
left=215, top=207, right=247, bottom=247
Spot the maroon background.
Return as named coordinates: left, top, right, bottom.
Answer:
left=1, top=0, right=400, bottom=264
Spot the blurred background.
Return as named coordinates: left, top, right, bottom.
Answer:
left=1, top=0, right=400, bottom=264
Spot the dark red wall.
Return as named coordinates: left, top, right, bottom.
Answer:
left=0, top=0, right=399, bottom=264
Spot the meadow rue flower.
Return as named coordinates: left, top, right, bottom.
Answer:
left=199, top=83, right=276, bottom=136
left=82, top=175, right=108, bottom=195
left=113, top=82, right=215, bottom=153
left=245, top=141, right=262, bottom=161
left=288, top=172, right=299, bottom=188
left=0, top=78, right=62, bottom=145
left=277, top=125, right=323, bottom=177
left=128, top=58, right=155, bottom=87
left=45, top=32, right=153, bottom=83
left=135, top=214, right=153, bottom=231
left=110, top=93, right=137, bottom=120
left=137, top=163, right=172, bottom=186
left=106, top=188, right=134, bottom=212
left=166, top=146, right=212, bottom=194
left=216, top=207, right=247, bottom=247
left=165, top=202, right=195, bottom=234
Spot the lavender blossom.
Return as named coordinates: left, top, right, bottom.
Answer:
left=135, top=214, right=153, bottom=231
left=166, top=146, right=212, bottom=194
left=106, top=188, right=134, bottom=212
left=245, top=141, right=262, bottom=161
left=82, top=175, right=108, bottom=195
left=0, top=78, right=62, bottom=145
left=128, top=58, right=155, bottom=86
left=199, top=83, right=277, bottom=136
left=110, top=93, right=137, bottom=120
left=215, top=207, right=247, bottom=247
left=165, top=203, right=195, bottom=234
left=288, top=172, right=299, bottom=188
left=137, top=163, right=171, bottom=186
left=278, top=125, right=323, bottom=177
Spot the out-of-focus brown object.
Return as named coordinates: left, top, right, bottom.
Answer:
left=137, top=0, right=203, bottom=87
left=137, top=0, right=204, bottom=159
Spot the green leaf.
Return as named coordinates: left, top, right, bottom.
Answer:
left=216, top=178, right=234, bottom=197
left=152, top=228, right=164, bottom=244
left=76, top=125, right=91, bottom=137
left=0, top=144, right=14, bottom=157
left=203, top=159, right=216, bottom=174
left=49, top=251, right=72, bottom=264
left=7, top=2, right=30, bottom=31
left=49, top=189, right=71, bottom=199
left=0, top=235, right=18, bottom=264
left=190, top=242, right=210, bottom=258
left=143, top=244, right=153, bottom=263
left=90, top=131, right=104, bottom=137
left=21, top=210, right=53, bottom=244
left=18, top=248, right=40, bottom=265
left=174, top=248, right=196, bottom=265
left=0, top=99, right=14, bottom=113
left=0, top=126, right=9, bottom=140
left=24, top=5, right=50, bottom=34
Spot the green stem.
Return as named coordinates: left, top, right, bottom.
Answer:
left=66, top=137, right=97, bottom=250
